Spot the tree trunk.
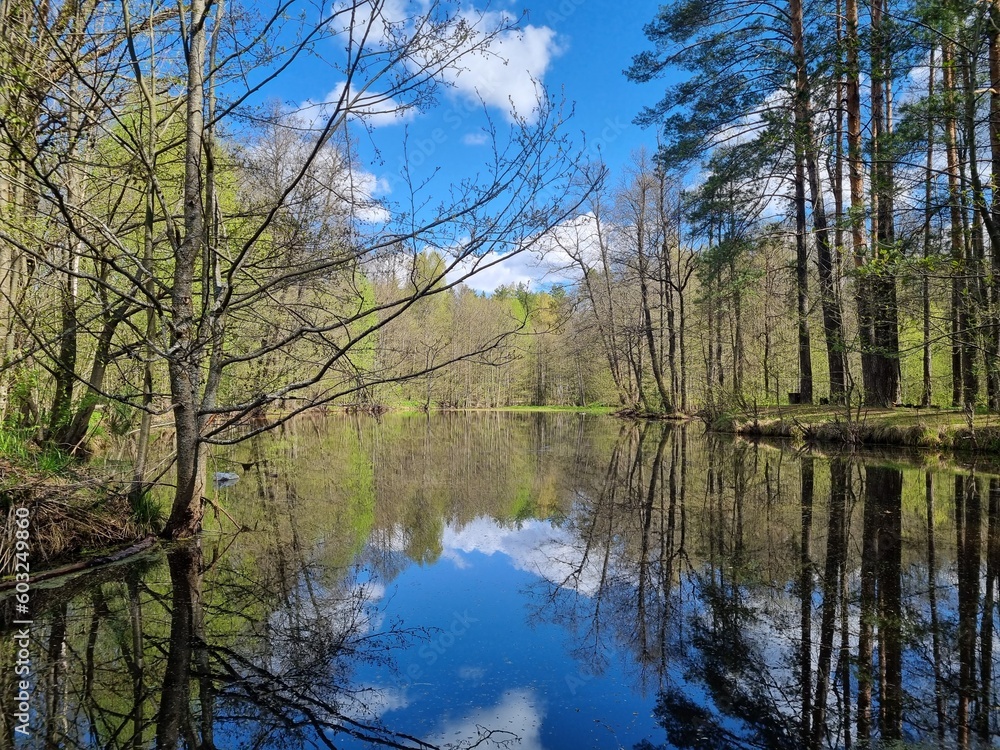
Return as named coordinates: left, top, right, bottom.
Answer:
left=790, top=0, right=847, bottom=402
left=846, top=0, right=867, bottom=407
left=638, top=226, right=672, bottom=412
left=863, top=0, right=901, bottom=408
left=990, top=3, right=1000, bottom=409
left=923, top=49, right=936, bottom=407
left=164, top=0, right=209, bottom=539
left=943, top=39, right=966, bottom=407
left=789, top=0, right=814, bottom=406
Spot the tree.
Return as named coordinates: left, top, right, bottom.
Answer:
left=3, top=0, right=585, bottom=537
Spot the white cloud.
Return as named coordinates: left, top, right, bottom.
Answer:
left=307, top=144, right=392, bottom=224
left=326, top=4, right=562, bottom=124
left=444, top=251, right=551, bottom=293
left=531, top=212, right=604, bottom=270
left=330, top=0, right=412, bottom=48
left=344, top=167, right=392, bottom=223
left=243, top=115, right=391, bottom=227
left=302, top=82, right=416, bottom=130
left=443, top=15, right=565, bottom=123
left=443, top=213, right=601, bottom=293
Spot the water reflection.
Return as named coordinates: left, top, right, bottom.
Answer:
left=523, top=421, right=999, bottom=749
left=0, top=544, right=443, bottom=749
left=1, top=413, right=997, bottom=749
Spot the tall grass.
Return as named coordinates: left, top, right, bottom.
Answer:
left=0, top=427, right=73, bottom=474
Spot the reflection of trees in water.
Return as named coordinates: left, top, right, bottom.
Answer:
left=154, top=544, right=436, bottom=750
left=0, top=510, right=490, bottom=749
left=528, top=425, right=1000, bottom=749
left=4, top=416, right=998, bottom=749
left=526, top=421, right=692, bottom=688
left=218, top=411, right=617, bottom=573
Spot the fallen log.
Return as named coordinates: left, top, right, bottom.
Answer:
left=0, top=536, right=159, bottom=592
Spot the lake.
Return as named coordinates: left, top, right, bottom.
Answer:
left=0, top=412, right=997, bottom=749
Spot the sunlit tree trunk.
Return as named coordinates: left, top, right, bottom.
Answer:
left=634, top=191, right=672, bottom=411
left=845, top=0, right=869, bottom=407
left=943, top=38, right=966, bottom=407
left=989, top=2, right=1000, bottom=409
left=790, top=0, right=846, bottom=403
left=790, top=0, right=814, bottom=405
left=923, top=49, right=936, bottom=407
left=164, top=0, right=209, bottom=538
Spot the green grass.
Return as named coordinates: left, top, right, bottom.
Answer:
left=493, top=404, right=616, bottom=414
left=129, top=487, right=164, bottom=528
left=343, top=402, right=618, bottom=415
left=721, top=404, right=1000, bottom=453
left=0, top=427, right=74, bottom=475
left=756, top=404, right=996, bottom=431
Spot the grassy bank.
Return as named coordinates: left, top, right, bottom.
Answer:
left=492, top=404, right=616, bottom=414
left=712, top=404, right=1000, bottom=452
left=339, top=403, right=619, bottom=415
left=0, top=447, right=159, bottom=579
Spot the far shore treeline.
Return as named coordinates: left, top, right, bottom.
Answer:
left=5, top=0, right=1000, bottom=537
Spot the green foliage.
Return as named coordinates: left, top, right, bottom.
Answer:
left=0, top=428, right=74, bottom=474
left=130, top=487, right=164, bottom=527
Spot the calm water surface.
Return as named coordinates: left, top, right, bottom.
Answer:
left=1, top=413, right=998, bottom=749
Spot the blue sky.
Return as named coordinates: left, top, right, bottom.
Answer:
left=269, top=1, right=670, bottom=292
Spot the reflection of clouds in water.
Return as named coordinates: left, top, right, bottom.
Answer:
left=263, top=575, right=391, bottom=677
left=361, top=580, right=387, bottom=602
left=441, top=546, right=471, bottom=569
left=373, top=525, right=411, bottom=553
left=342, top=684, right=412, bottom=722
left=429, top=689, right=546, bottom=750
left=442, top=517, right=606, bottom=596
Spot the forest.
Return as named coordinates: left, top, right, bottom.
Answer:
left=4, top=0, right=1000, bottom=537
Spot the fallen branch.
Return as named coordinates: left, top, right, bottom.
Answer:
left=203, top=495, right=247, bottom=531
left=0, top=536, right=159, bottom=592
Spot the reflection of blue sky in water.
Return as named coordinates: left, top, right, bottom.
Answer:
left=340, top=516, right=664, bottom=749
left=9, top=418, right=995, bottom=749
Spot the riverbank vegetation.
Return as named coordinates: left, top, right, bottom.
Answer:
left=8, top=0, right=1000, bottom=542
left=0, top=453, right=156, bottom=577
left=715, top=404, right=1000, bottom=453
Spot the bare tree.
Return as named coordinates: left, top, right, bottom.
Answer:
left=1, top=0, right=585, bottom=537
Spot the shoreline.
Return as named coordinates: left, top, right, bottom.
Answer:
left=707, top=404, right=1000, bottom=454
left=5, top=404, right=999, bottom=582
